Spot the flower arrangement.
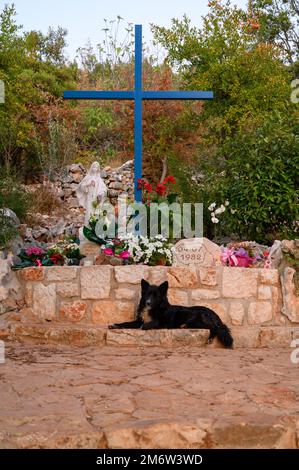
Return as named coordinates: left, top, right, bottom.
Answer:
left=101, top=238, right=131, bottom=261
left=101, top=234, right=175, bottom=266
left=13, top=242, right=85, bottom=269
left=221, top=242, right=270, bottom=268
left=125, top=234, right=175, bottom=266
left=138, top=176, right=178, bottom=204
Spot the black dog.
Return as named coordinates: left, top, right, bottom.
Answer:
left=109, top=279, right=233, bottom=348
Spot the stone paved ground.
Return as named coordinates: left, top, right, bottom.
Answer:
left=0, top=342, right=298, bottom=449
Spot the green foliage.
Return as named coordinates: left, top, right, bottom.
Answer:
left=0, top=213, right=17, bottom=248
left=0, top=174, right=31, bottom=221
left=152, top=0, right=298, bottom=241
left=0, top=4, right=77, bottom=173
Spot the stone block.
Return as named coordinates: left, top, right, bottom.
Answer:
left=191, top=289, right=220, bottom=300
left=222, top=268, right=258, bottom=299
left=19, top=267, right=44, bottom=281
left=198, top=268, right=218, bottom=286
left=92, top=300, right=135, bottom=324
left=248, top=302, right=272, bottom=325
left=258, top=285, right=272, bottom=300
left=229, top=302, right=245, bottom=326
left=114, top=266, right=149, bottom=285
left=32, top=283, right=56, bottom=321
left=167, top=267, right=198, bottom=288
left=168, top=289, right=189, bottom=305
left=115, top=288, right=138, bottom=300
left=46, top=267, right=78, bottom=282
left=59, top=301, right=88, bottom=322
left=260, top=270, right=279, bottom=286
left=81, top=266, right=111, bottom=299
left=57, top=282, right=80, bottom=298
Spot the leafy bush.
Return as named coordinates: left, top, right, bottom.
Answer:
left=0, top=175, right=31, bottom=221
left=0, top=213, right=18, bottom=248
left=210, top=118, right=299, bottom=243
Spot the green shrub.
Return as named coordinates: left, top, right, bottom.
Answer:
left=0, top=174, right=31, bottom=222
left=211, top=118, right=299, bottom=243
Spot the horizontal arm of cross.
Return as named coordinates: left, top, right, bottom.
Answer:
left=64, top=90, right=214, bottom=100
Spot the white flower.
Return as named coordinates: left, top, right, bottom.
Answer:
left=215, top=205, right=226, bottom=215
left=230, top=209, right=237, bottom=215
left=225, top=200, right=230, bottom=206
left=208, top=202, right=216, bottom=211
left=211, top=217, right=219, bottom=224
left=211, top=212, right=215, bottom=217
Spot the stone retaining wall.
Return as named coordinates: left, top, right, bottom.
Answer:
left=14, top=265, right=298, bottom=327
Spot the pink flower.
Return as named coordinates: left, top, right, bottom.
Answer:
left=103, top=248, right=113, bottom=256
left=35, top=259, right=42, bottom=267
left=119, top=250, right=130, bottom=259
left=26, top=246, right=45, bottom=257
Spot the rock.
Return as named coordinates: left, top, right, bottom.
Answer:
left=32, top=283, right=56, bottom=321
left=19, top=267, right=44, bottom=281
left=114, top=266, right=149, bottom=284
left=199, top=268, right=218, bottom=286
left=32, top=227, right=49, bottom=239
left=269, top=240, right=283, bottom=268
left=168, top=289, right=189, bottom=305
left=229, top=302, right=245, bottom=326
left=109, top=182, right=124, bottom=190
left=59, top=301, right=88, bottom=322
left=248, top=302, right=273, bottom=325
left=57, top=282, right=80, bottom=298
left=281, top=267, right=299, bottom=323
left=80, top=266, right=112, bottom=299
left=45, top=267, right=78, bottom=282
left=260, top=270, right=279, bottom=286
left=92, top=300, right=135, bottom=324
left=115, top=287, right=138, bottom=300
left=49, top=219, right=67, bottom=238
left=167, top=266, right=198, bottom=288
left=0, top=208, right=20, bottom=226
left=191, top=289, right=220, bottom=300
left=258, top=285, right=272, bottom=300
left=68, top=198, right=79, bottom=209
left=108, top=189, right=121, bottom=198
left=173, top=238, right=222, bottom=267
left=222, top=267, right=258, bottom=299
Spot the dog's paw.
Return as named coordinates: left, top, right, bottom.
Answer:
left=207, top=338, right=213, bottom=344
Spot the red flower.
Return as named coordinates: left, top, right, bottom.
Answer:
left=156, top=183, right=167, bottom=196
left=144, top=182, right=153, bottom=193
left=164, top=176, right=176, bottom=184
left=50, top=254, right=64, bottom=265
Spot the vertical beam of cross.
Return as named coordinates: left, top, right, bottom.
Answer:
left=134, top=25, right=143, bottom=202
left=64, top=25, right=213, bottom=202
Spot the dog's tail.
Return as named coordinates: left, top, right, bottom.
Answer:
left=216, top=323, right=233, bottom=349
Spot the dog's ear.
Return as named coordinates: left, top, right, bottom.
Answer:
left=141, top=279, right=150, bottom=291
left=159, top=281, right=168, bottom=295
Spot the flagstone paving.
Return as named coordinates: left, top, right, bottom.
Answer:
left=0, top=342, right=298, bottom=449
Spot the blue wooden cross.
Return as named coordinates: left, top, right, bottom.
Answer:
left=64, top=25, right=213, bottom=202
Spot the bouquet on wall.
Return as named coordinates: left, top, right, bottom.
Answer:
left=12, top=242, right=85, bottom=270
left=221, top=242, right=270, bottom=268
left=101, top=234, right=175, bottom=266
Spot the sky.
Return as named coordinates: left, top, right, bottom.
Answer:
left=6, top=0, right=249, bottom=61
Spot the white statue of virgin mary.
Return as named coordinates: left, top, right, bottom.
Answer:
left=76, top=162, right=107, bottom=226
